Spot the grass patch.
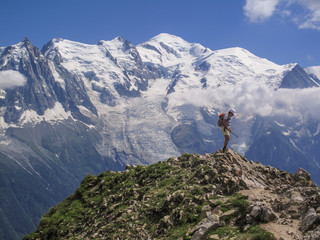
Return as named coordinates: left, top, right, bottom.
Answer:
left=208, top=224, right=276, bottom=240
left=210, top=225, right=241, bottom=238
left=248, top=225, right=276, bottom=240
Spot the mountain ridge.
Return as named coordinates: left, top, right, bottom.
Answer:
left=23, top=150, right=320, bottom=240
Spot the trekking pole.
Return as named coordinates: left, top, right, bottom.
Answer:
left=231, top=131, right=238, bottom=138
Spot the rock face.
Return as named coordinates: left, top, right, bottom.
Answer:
left=24, top=150, right=320, bottom=240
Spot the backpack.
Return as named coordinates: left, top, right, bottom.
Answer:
left=217, top=113, right=225, bottom=127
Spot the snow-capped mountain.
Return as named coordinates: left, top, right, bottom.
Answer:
left=305, top=66, right=320, bottom=86
left=138, top=33, right=296, bottom=89
left=0, top=33, right=320, bottom=239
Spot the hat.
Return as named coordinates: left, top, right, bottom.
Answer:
left=229, top=109, right=236, bottom=115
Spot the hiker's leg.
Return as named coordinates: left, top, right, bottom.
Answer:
left=224, top=135, right=230, bottom=147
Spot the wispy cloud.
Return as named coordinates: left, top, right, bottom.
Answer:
left=244, top=0, right=320, bottom=31
left=295, top=0, right=320, bottom=30
left=0, top=70, right=27, bottom=89
left=180, top=80, right=320, bottom=120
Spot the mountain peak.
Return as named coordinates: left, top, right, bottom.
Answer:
left=142, top=33, right=191, bottom=48
left=23, top=37, right=31, bottom=44
left=150, top=33, right=186, bottom=41
left=304, top=65, right=320, bottom=85
left=115, top=36, right=125, bottom=42
left=98, top=36, right=135, bottom=51
left=41, top=38, right=68, bottom=56
left=9, top=37, right=33, bottom=49
left=24, top=150, right=320, bottom=240
left=21, top=37, right=37, bottom=52
left=99, top=36, right=129, bottom=44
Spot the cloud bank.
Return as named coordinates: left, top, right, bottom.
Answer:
left=0, top=70, right=27, bottom=89
left=244, top=0, right=320, bottom=31
left=180, top=80, right=320, bottom=120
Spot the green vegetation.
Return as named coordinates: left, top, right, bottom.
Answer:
left=23, top=153, right=276, bottom=240
left=209, top=225, right=276, bottom=240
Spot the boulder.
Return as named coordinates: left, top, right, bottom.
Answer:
left=250, top=205, right=262, bottom=219
left=190, top=214, right=221, bottom=240
left=301, top=208, right=319, bottom=232
left=260, top=205, right=277, bottom=222
left=247, top=202, right=277, bottom=224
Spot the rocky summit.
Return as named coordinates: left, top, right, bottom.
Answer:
left=24, top=150, right=320, bottom=240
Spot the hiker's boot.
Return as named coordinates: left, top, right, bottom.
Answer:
left=223, top=146, right=227, bottom=153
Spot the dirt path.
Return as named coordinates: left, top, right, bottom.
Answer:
left=238, top=188, right=303, bottom=240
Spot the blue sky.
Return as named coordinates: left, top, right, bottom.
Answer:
left=1, top=0, right=319, bottom=67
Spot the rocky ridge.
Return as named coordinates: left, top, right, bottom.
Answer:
left=24, top=150, right=320, bottom=240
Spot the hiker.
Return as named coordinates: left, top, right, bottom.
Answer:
left=218, top=109, right=236, bottom=152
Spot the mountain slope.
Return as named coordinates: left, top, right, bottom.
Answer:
left=0, top=120, right=124, bottom=240
left=1, top=33, right=320, bottom=239
left=304, top=66, right=320, bottom=86
left=24, top=150, right=320, bottom=240
left=0, top=39, right=126, bottom=239
left=280, top=64, right=318, bottom=88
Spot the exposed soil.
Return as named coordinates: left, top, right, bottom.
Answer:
left=239, top=188, right=303, bottom=240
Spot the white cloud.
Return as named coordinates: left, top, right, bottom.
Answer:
left=180, top=80, right=320, bottom=120
left=244, top=0, right=320, bottom=31
left=296, top=0, right=320, bottom=30
left=244, top=0, right=280, bottom=22
left=0, top=70, right=27, bottom=89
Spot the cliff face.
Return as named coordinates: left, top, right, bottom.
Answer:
left=24, top=150, right=320, bottom=240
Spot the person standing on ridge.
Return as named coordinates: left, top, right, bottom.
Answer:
left=218, top=109, right=236, bottom=152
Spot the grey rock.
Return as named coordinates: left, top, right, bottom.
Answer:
left=247, top=203, right=277, bottom=223
left=200, top=205, right=211, bottom=218
left=260, top=205, right=277, bottom=222
left=301, top=208, right=319, bottom=232
left=250, top=205, right=262, bottom=219
left=190, top=214, right=221, bottom=240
